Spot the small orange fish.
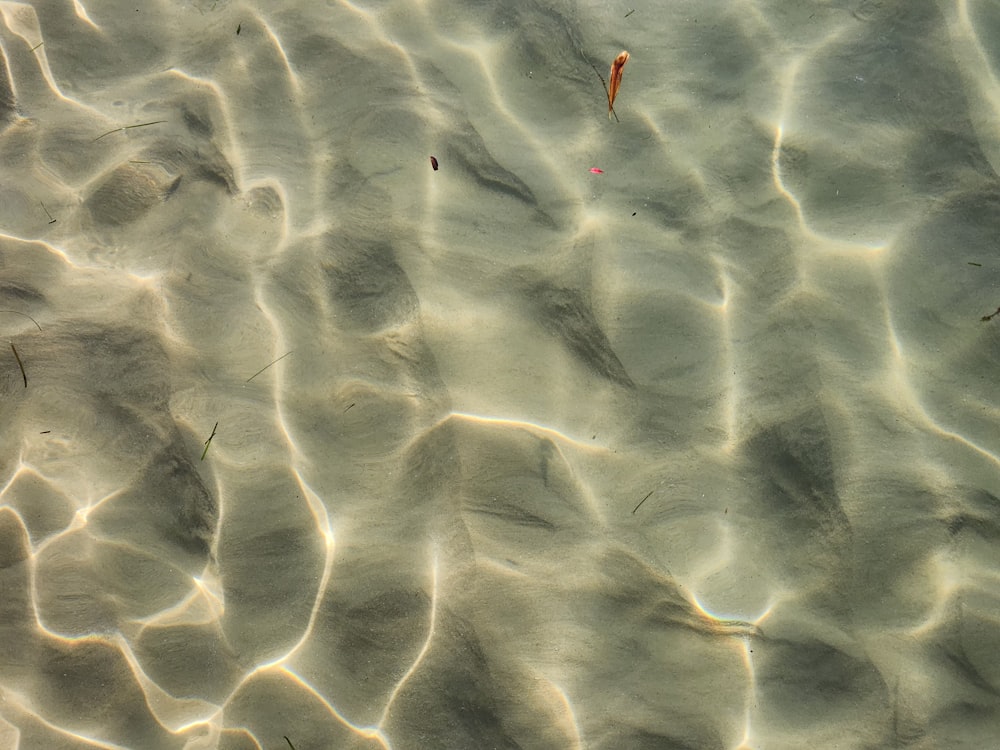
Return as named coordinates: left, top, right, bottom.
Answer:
left=608, top=51, right=630, bottom=120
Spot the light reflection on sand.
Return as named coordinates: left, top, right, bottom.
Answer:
left=0, top=0, right=999, bottom=748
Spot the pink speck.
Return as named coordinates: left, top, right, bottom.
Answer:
left=589, top=167, right=604, bottom=174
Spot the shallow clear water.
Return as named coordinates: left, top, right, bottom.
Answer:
left=0, top=1, right=999, bottom=748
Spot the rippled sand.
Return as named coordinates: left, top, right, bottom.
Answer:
left=0, top=1, right=999, bottom=748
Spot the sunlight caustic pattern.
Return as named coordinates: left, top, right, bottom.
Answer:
left=0, top=0, right=998, bottom=748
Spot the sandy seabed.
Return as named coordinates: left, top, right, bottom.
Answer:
left=0, top=1, right=999, bottom=748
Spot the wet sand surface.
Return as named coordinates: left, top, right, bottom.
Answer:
left=0, top=1, right=999, bottom=748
